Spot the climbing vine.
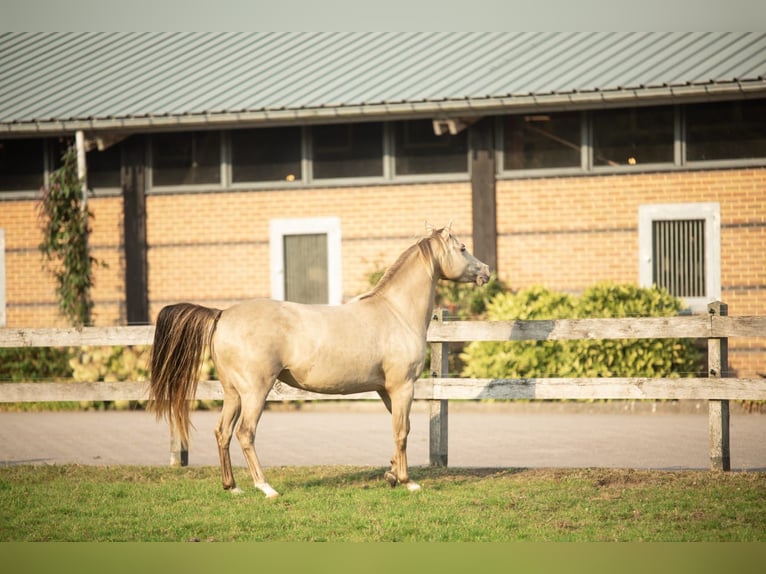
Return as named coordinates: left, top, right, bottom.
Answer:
left=38, top=143, right=98, bottom=326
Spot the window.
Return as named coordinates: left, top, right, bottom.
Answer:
left=593, top=107, right=674, bottom=167
left=686, top=99, right=766, bottom=161
left=231, top=127, right=302, bottom=183
left=269, top=217, right=342, bottom=305
left=652, top=219, right=706, bottom=298
left=312, top=123, right=383, bottom=179
left=639, top=203, right=720, bottom=313
left=152, top=131, right=221, bottom=186
left=394, top=120, right=468, bottom=175
left=283, top=234, right=329, bottom=304
left=503, top=112, right=581, bottom=170
left=0, top=139, right=45, bottom=191
left=87, top=142, right=123, bottom=189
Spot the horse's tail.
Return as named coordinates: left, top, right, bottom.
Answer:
left=148, top=303, right=222, bottom=445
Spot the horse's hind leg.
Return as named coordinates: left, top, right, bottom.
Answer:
left=236, top=381, right=279, bottom=498
left=214, top=384, right=242, bottom=493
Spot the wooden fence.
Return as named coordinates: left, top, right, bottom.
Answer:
left=1, top=301, right=764, bottom=471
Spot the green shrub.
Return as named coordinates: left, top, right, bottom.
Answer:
left=69, top=346, right=218, bottom=411
left=435, top=274, right=507, bottom=319
left=70, top=346, right=151, bottom=384
left=460, top=286, right=578, bottom=378
left=460, top=283, right=703, bottom=379
left=0, top=347, right=73, bottom=382
left=0, top=347, right=76, bottom=411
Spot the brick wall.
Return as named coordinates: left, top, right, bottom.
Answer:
left=2, top=168, right=763, bottom=376
left=496, top=167, right=766, bottom=377
left=0, top=195, right=124, bottom=327
left=145, top=182, right=473, bottom=318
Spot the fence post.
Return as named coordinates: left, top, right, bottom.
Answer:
left=708, top=301, right=730, bottom=471
left=169, top=426, right=188, bottom=467
left=428, top=308, right=449, bottom=467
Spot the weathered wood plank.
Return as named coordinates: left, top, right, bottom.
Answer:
left=0, top=380, right=380, bottom=403
left=426, top=316, right=713, bottom=342
left=711, top=315, right=766, bottom=338
left=428, top=309, right=449, bottom=467
left=708, top=301, right=731, bottom=471
left=3, top=377, right=765, bottom=403
left=0, top=315, right=762, bottom=348
left=0, top=381, right=151, bottom=402
left=415, top=377, right=766, bottom=401
left=0, top=326, right=154, bottom=348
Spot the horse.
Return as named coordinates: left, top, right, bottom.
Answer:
left=148, top=225, right=490, bottom=498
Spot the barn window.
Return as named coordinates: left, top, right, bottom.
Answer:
left=651, top=219, right=706, bottom=298
left=269, top=217, right=342, bottom=305
left=503, top=112, right=582, bottom=170
left=86, top=141, right=123, bottom=189
left=393, top=120, right=468, bottom=175
left=282, top=234, right=329, bottom=304
left=639, top=203, right=720, bottom=313
left=231, top=127, right=302, bottom=184
left=686, top=99, right=766, bottom=162
left=47, top=137, right=121, bottom=190
left=312, top=123, right=384, bottom=179
left=0, top=138, right=45, bottom=192
left=151, top=131, right=221, bottom=186
left=593, top=106, right=674, bottom=167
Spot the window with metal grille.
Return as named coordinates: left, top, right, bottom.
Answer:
left=269, top=218, right=342, bottom=306
left=283, top=233, right=329, bottom=305
left=639, top=203, right=720, bottom=313
left=652, top=219, right=706, bottom=298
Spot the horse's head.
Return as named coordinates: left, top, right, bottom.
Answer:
left=429, top=225, right=491, bottom=286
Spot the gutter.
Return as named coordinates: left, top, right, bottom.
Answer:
left=2, top=80, right=765, bottom=137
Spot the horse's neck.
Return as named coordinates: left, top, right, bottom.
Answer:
left=378, top=249, right=438, bottom=334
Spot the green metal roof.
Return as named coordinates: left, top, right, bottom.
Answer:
left=2, top=32, right=765, bottom=135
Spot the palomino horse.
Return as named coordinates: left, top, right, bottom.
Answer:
left=149, top=226, right=490, bottom=498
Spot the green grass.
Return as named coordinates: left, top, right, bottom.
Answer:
left=1, top=465, right=764, bottom=542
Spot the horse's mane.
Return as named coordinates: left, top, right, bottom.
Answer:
left=355, top=231, right=442, bottom=301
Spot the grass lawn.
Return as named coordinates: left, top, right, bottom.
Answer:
left=1, top=464, right=764, bottom=542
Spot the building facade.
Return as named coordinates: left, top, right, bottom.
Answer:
left=1, top=33, right=764, bottom=377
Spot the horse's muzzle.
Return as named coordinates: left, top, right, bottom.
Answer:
left=475, top=265, right=491, bottom=286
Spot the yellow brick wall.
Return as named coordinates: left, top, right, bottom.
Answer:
left=145, top=182, right=473, bottom=317
left=496, top=167, right=766, bottom=377
left=0, top=195, right=124, bottom=327
left=497, top=168, right=765, bottom=304
left=2, top=168, right=763, bottom=376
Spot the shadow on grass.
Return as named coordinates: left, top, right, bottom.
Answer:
left=275, top=465, right=529, bottom=490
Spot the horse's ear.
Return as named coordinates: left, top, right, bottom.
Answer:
left=425, top=221, right=435, bottom=234
left=440, top=221, right=453, bottom=239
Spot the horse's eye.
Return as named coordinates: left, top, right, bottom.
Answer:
left=460, top=244, right=466, bottom=252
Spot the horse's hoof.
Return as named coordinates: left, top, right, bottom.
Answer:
left=405, top=481, right=421, bottom=493
left=384, top=471, right=398, bottom=488
left=230, top=486, right=244, bottom=496
left=256, top=483, right=280, bottom=499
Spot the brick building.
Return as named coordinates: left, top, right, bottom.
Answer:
left=1, top=32, right=764, bottom=376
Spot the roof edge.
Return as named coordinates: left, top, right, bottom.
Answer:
left=2, top=80, right=765, bottom=137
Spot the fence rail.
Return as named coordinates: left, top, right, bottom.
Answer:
left=1, top=301, right=764, bottom=470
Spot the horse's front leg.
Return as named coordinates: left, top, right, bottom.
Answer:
left=384, top=380, right=420, bottom=492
